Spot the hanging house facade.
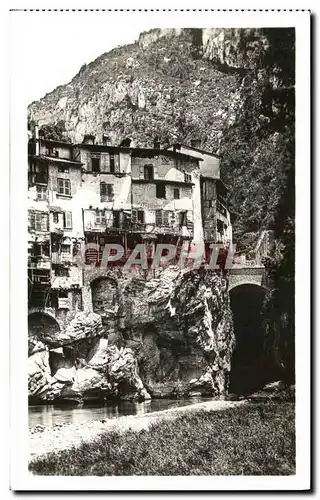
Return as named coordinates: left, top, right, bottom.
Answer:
left=27, top=128, right=233, bottom=326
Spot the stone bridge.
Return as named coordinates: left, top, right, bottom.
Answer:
left=228, top=264, right=268, bottom=291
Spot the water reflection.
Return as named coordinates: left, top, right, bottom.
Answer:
left=29, top=397, right=210, bottom=428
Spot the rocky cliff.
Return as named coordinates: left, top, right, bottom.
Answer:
left=28, top=267, right=234, bottom=403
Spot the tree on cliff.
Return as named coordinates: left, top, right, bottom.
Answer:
left=219, top=27, right=295, bottom=382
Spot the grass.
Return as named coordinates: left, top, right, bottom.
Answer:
left=29, top=402, right=295, bottom=476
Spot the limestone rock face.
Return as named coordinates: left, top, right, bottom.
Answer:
left=43, top=311, right=104, bottom=348
left=28, top=332, right=150, bottom=403
left=121, top=266, right=234, bottom=397
left=202, top=28, right=269, bottom=70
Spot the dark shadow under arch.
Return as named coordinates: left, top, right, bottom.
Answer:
left=28, top=311, right=60, bottom=339
left=229, top=284, right=266, bottom=395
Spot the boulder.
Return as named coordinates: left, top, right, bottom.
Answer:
left=43, top=311, right=104, bottom=348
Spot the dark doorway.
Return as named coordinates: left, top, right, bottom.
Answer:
left=229, top=284, right=266, bottom=395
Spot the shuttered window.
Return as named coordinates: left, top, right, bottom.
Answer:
left=155, top=210, right=170, bottom=226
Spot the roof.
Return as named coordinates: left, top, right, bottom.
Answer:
left=75, top=144, right=203, bottom=162
left=35, top=155, right=83, bottom=166
left=49, top=206, right=63, bottom=213
left=131, top=147, right=203, bottom=162
left=200, top=176, right=228, bottom=192
left=168, top=143, right=221, bottom=159
left=38, top=138, right=74, bottom=148
left=74, top=143, right=131, bottom=153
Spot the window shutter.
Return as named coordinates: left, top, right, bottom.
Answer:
left=86, top=151, right=92, bottom=172
left=114, top=154, right=120, bottom=173
left=28, top=211, right=35, bottom=230
left=163, top=211, right=169, bottom=226
left=100, top=182, right=107, bottom=196
left=107, top=184, right=113, bottom=201
left=40, top=213, right=48, bottom=231
left=100, top=153, right=110, bottom=173
left=155, top=210, right=162, bottom=226
left=35, top=213, right=42, bottom=231
left=65, top=179, right=71, bottom=196
left=154, top=165, right=158, bottom=179
left=64, top=211, right=72, bottom=229
left=139, top=165, right=144, bottom=179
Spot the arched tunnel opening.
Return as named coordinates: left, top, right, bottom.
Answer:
left=229, top=284, right=266, bottom=395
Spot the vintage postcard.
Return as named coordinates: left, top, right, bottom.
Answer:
left=9, top=7, right=310, bottom=491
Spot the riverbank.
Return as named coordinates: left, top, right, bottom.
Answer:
left=29, top=399, right=246, bottom=460
left=29, top=401, right=295, bottom=476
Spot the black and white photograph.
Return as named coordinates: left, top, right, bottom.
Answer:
left=8, top=7, right=310, bottom=491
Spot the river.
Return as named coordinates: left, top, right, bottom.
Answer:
left=28, top=397, right=216, bottom=428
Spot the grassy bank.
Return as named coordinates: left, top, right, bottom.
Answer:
left=29, top=402, right=295, bottom=476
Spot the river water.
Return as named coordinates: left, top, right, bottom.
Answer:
left=29, top=397, right=215, bottom=428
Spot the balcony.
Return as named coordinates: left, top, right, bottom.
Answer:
left=28, top=269, right=51, bottom=286
left=28, top=255, right=51, bottom=270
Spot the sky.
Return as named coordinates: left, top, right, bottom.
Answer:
left=10, top=11, right=148, bottom=104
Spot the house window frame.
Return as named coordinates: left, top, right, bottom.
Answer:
left=100, top=182, right=114, bottom=202
left=132, top=209, right=145, bottom=225
left=29, top=211, right=49, bottom=232
left=173, top=187, right=180, bottom=200
left=57, top=178, right=71, bottom=196
left=95, top=210, right=106, bottom=226
left=155, top=209, right=170, bottom=227
left=184, top=172, right=192, bottom=183
left=61, top=244, right=71, bottom=254
left=144, top=164, right=154, bottom=181
left=36, top=185, right=47, bottom=201
left=91, top=155, right=101, bottom=173
left=156, top=182, right=166, bottom=199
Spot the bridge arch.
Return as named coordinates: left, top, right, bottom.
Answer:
left=28, top=310, right=61, bottom=341
left=228, top=283, right=267, bottom=395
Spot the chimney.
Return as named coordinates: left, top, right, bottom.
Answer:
left=119, top=137, right=132, bottom=147
left=154, top=136, right=161, bottom=149
left=102, top=134, right=111, bottom=146
left=83, top=134, right=95, bottom=145
left=190, top=139, right=201, bottom=149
